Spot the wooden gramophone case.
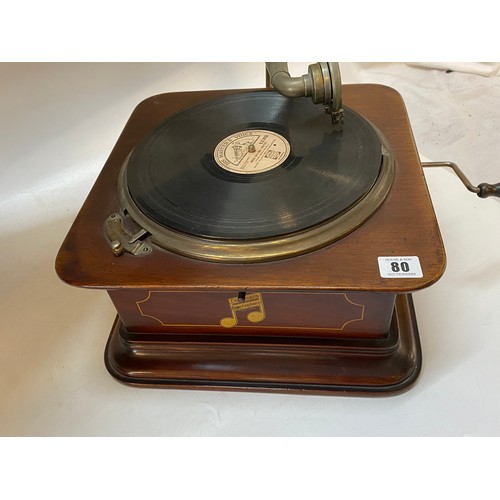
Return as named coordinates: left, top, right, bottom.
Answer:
left=56, top=83, right=446, bottom=395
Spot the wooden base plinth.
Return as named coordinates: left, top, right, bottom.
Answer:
left=104, top=294, right=421, bottom=396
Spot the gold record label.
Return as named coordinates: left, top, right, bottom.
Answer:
left=214, top=130, right=290, bottom=174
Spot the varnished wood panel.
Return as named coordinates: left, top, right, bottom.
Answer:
left=108, top=289, right=395, bottom=338
left=104, top=294, right=421, bottom=395
left=55, top=84, right=445, bottom=293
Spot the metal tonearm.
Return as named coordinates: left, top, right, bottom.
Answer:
left=265, top=62, right=344, bottom=127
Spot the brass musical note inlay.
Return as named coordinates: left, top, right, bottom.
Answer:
left=220, top=293, right=266, bottom=328
left=135, top=291, right=367, bottom=332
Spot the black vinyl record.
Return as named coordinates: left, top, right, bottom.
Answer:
left=125, top=91, right=382, bottom=240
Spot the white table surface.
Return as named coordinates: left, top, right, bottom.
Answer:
left=1, top=62, right=499, bottom=438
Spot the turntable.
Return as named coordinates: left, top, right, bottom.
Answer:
left=55, top=62, right=499, bottom=395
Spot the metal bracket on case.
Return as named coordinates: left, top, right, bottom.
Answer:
left=105, top=213, right=152, bottom=256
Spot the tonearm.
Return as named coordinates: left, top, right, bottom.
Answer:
left=265, top=62, right=344, bottom=127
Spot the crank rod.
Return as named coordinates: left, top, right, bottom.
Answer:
left=422, top=161, right=500, bottom=198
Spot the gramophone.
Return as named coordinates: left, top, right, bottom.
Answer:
left=55, top=62, right=499, bottom=395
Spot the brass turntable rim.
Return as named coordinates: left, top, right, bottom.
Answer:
left=118, top=124, right=395, bottom=263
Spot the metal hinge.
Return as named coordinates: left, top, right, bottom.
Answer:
left=104, top=213, right=152, bottom=256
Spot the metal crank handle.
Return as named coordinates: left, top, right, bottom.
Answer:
left=422, top=161, right=500, bottom=198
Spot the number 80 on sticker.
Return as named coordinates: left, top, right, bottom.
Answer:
left=377, top=256, right=423, bottom=278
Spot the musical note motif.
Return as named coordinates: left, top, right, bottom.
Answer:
left=219, top=293, right=266, bottom=328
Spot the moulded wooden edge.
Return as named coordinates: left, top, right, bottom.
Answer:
left=103, top=294, right=422, bottom=396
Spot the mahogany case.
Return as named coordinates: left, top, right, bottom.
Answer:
left=56, top=84, right=446, bottom=395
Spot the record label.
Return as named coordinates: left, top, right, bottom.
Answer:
left=214, top=129, right=290, bottom=174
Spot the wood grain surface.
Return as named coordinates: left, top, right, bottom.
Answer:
left=55, top=84, right=446, bottom=293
